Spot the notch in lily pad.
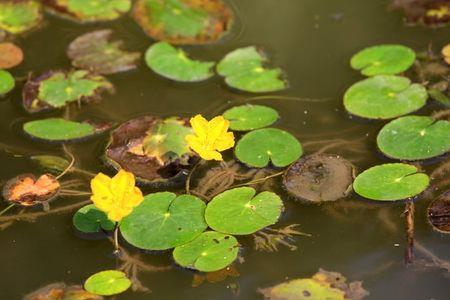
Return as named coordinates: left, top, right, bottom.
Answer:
left=73, top=204, right=115, bottom=234
left=343, top=75, right=428, bottom=119
left=205, top=187, right=284, bottom=235
left=145, top=42, right=215, bottom=82
left=173, top=231, right=239, bottom=272
left=217, top=46, right=288, bottom=93
left=223, top=104, right=279, bottom=131
left=84, top=270, right=131, bottom=296
left=353, top=163, right=429, bottom=201
left=133, top=0, right=233, bottom=45
left=22, top=70, right=114, bottom=113
left=0, top=0, right=43, bottom=34
left=23, top=118, right=112, bottom=143
left=0, top=70, right=15, bottom=97
left=377, top=115, right=450, bottom=160
left=350, top=44, right=416, bottom=76
left=235, top=128, right=302, bottom=168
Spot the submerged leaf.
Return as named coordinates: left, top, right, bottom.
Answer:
left=0, top=69, right=15, bottom=96
left=391, top=0, right=450, bottom=27
left=30, top=155, right=71, bottom=174
left=427, top=190, right=450, bottom=233
left=73, top=204, right=115, bottom=233
left=84, top=270, right=131, bottom=296
left=24, top=283, right=103, bottom=300
left=0, top=0, right=42, bottom=34
left=223, top=104, right=279, bottom=131
left=0, top=42, right=24, bottom=69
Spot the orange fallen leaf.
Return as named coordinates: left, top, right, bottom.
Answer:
left=2, top=174, right=60, bottom=206
left=0, top=43, right=24, bottom=69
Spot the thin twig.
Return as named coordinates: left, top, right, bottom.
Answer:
left=230, top=171, right=284, bottom=189
left=56, top=145, right=75, bottom=180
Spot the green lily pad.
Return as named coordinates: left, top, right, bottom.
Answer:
left=23, top=70, right=113, bottom=113
left=235, top=128, right=302, bottom=168
left=343, top=75, right=428, bottom=119
left=350, top=44, right=416, bottom=76
left=133, top=0, right=233, bottom=45
left=0, top=70, right=14, bottom=96
left=67, top=29, right=141, bottom=75
left=377, top=115, right=450, bottom=160
left=145, top=42, right=215, bottom=82
left=353, top=163, right=430, bottom=201
left=23, top=118, right=111, bottom=143
left=217, top=46, right=287, bottom=93
left=0, top=1, right=42, bottom=34
left=120, top=192, right=207, bottom=250
left=172, top=231, right=239, bottom=272
left=84, top=270, right=131, bottom=296
left=30, top=155, right=71, bottom=174
left=73, top=204, right=115, bottom=233
left=223, top=104, right=279, bottom=131
left=205, top=187, right=283, bottom=235
left=44, top=0, right=131, bottom=23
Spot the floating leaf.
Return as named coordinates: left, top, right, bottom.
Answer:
left=2, top=174, right=60, bottom=206
left=0, top=0, right=42, bottom=34
left=235, top=128, right=302, bottom=168
left=73, top=204, right=115, bottom=233
left=133, top=0, right=233, bottom=45
left=173, top=231, right=239, bottom=272
left=428, top=88, right=450, bottom=107
left=223, top=104, right=279, bottom=131
left=120, top=192, right=207, bottom=250
left=377, top=115, right=450, bottom=160
left=44, top=0, right=131, bottom=23
left=217, top=46, right=287, bottom=93
left=23, top=70, right=113, bottom=113
left=23, top=118, right=111, bottom=143
left=283, top=154, right=354, bottom=203
left=350, top=44, right=416, bottom=76
left=427, top=190, right=450, bottom=233
left=24, top=283, right=103, bottom=300
left=205, top=187, right=283, bottom=235
left=0, top=69, right=14, bottom=96
left=145, top=42, right=214, bottom=82
left=67, top=29, right=141, bottom=75
left=0, top=42, right=24, bottom=69
left=84, top=270, right=131, bottom=296
left=343, top=75, right=428, bottom=119
left=30, top=155, right=71, bottom=174
left=105, top=116, right=197, bottom=185
left=353, top=163, right=429, bottom=201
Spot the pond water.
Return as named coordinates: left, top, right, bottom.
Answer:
left=1, top=0, right=450, bottom=299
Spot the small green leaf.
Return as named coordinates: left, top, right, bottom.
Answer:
left=0, top=0, right=42, bottom=34
left=73, top=204, right=115, bottom=233
left=0, top=70, right=14, bottom=96
left=84, top=270, right=131, bottom=296
left=428, top=88, right=450, bottom=107
left=223, top=104, right=279, bottom=131
left=30, top=155, right=70, bottom=173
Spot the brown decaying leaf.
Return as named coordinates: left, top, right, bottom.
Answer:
left=23, top=282, right=103, bottom=300
left=427, top=190, right=450, bottom=233
left=0, top=42, right=24, bottom=69
left=192, top=265, right=240, bottom=287
left=390, top=0, right=450, bottom=27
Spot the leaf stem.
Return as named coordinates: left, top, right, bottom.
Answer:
left=0, top=204, right=15, bottom=217
left=230, top=171, right=284, bottom=189
left=56, top=145, right=75, bottom=180
left=114, top=222, right=120, bottom=255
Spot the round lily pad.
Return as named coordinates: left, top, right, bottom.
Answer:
left=172, top=231, right=239, bottom=272
left=22, top=70, right=113, bottom=113
left=217, top=46, right=287, bottom=93
left=377, top=115, right=450, bottom=160
left=0, top=0, right=42, bottom=34
left=350, top=44, right=416, bottom=76
left=223, top=104, right=279, bottom=131
left=0, top=42, right=24, bottom=69
left=133, top=0, right=233, bottom=45
left=283, top=154, right=355, bottom=203
left=353, top=163, right=430, bottom=201
left=427, top=191, right=450, bottom=234
left=235, top=128, right=302, bottom=168
left=343, top=75, right=428, bottom=119
left=73, top=204, right=115, bottom=233
left=205, top=187, right=283, bottom=235
left=0, top=70, right=15, bottom=96
left=120, top=192, right=207, bottom=250
left=44, top=0, right=131, bottom=23
left=84, top=270, right=131, bottom=296
left=145, top=42, right=215, bottom=82
left=23, top=118, right=111, bottom=143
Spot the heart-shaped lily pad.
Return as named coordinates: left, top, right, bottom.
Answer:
left=353, top=163, right=429, bottom=201
left=427, top=190, right=450, bottom=234
left=120, top=192, right=207, bottom=250
left=343, top=75, right=428, bottom=119
left=133, top=0, right=233, bottom=45
left=0, top=70, right=15, bottom=96
left=67, top=29, right=141, bottom=75
left=23, top=118, right=111, bottom=143
left=377, top=115, right=450, bottom=160
left=0, top=43, right=24, bottom=69
left=172, top=231, right=239, bottom=272
left=73, top=204, right=115, bottom=233
left=235, top=128, right=302, bottom=168
left=22, top=70, right=113, bottom=113
left=0, top=0, right=42, bottom=34
left=145, top=42, right=215, bottom=82
left=350, top=44, right=416, bottom=76
left=217, top=46, right=287, bottom=93
left=84, top=270, right=131, bottom=296
left=205, top=187, right=283, bottom=235
left=44, top=0, right=131, bottom=23
left=283, top=154, right=355, bottom=203
left=223, top=104, right=279, bottom=131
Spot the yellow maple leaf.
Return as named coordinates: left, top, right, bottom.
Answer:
left=90, top=170, right=144, bottom=222
left=186, top=114, right=235, bottom=161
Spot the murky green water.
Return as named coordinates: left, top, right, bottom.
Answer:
left=1, top=0, right=450, bottom=299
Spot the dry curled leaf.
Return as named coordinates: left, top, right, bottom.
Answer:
left=2, top=174, right=60, bottom=206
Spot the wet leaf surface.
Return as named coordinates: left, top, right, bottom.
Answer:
left=0, top=42, right=24, bottom=69
left=73, top=204, right=115, bottom=233
left=223, top=104, right=279, bottom=131
left=427, top=190, right=450, bottom=233
left=84, top=270, right=131, bottom=296
left=0, top=69, right=15, bottom=96
left=0, top=0, right=42, bottom=34
left=24, top=282, right=103, bottom=300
